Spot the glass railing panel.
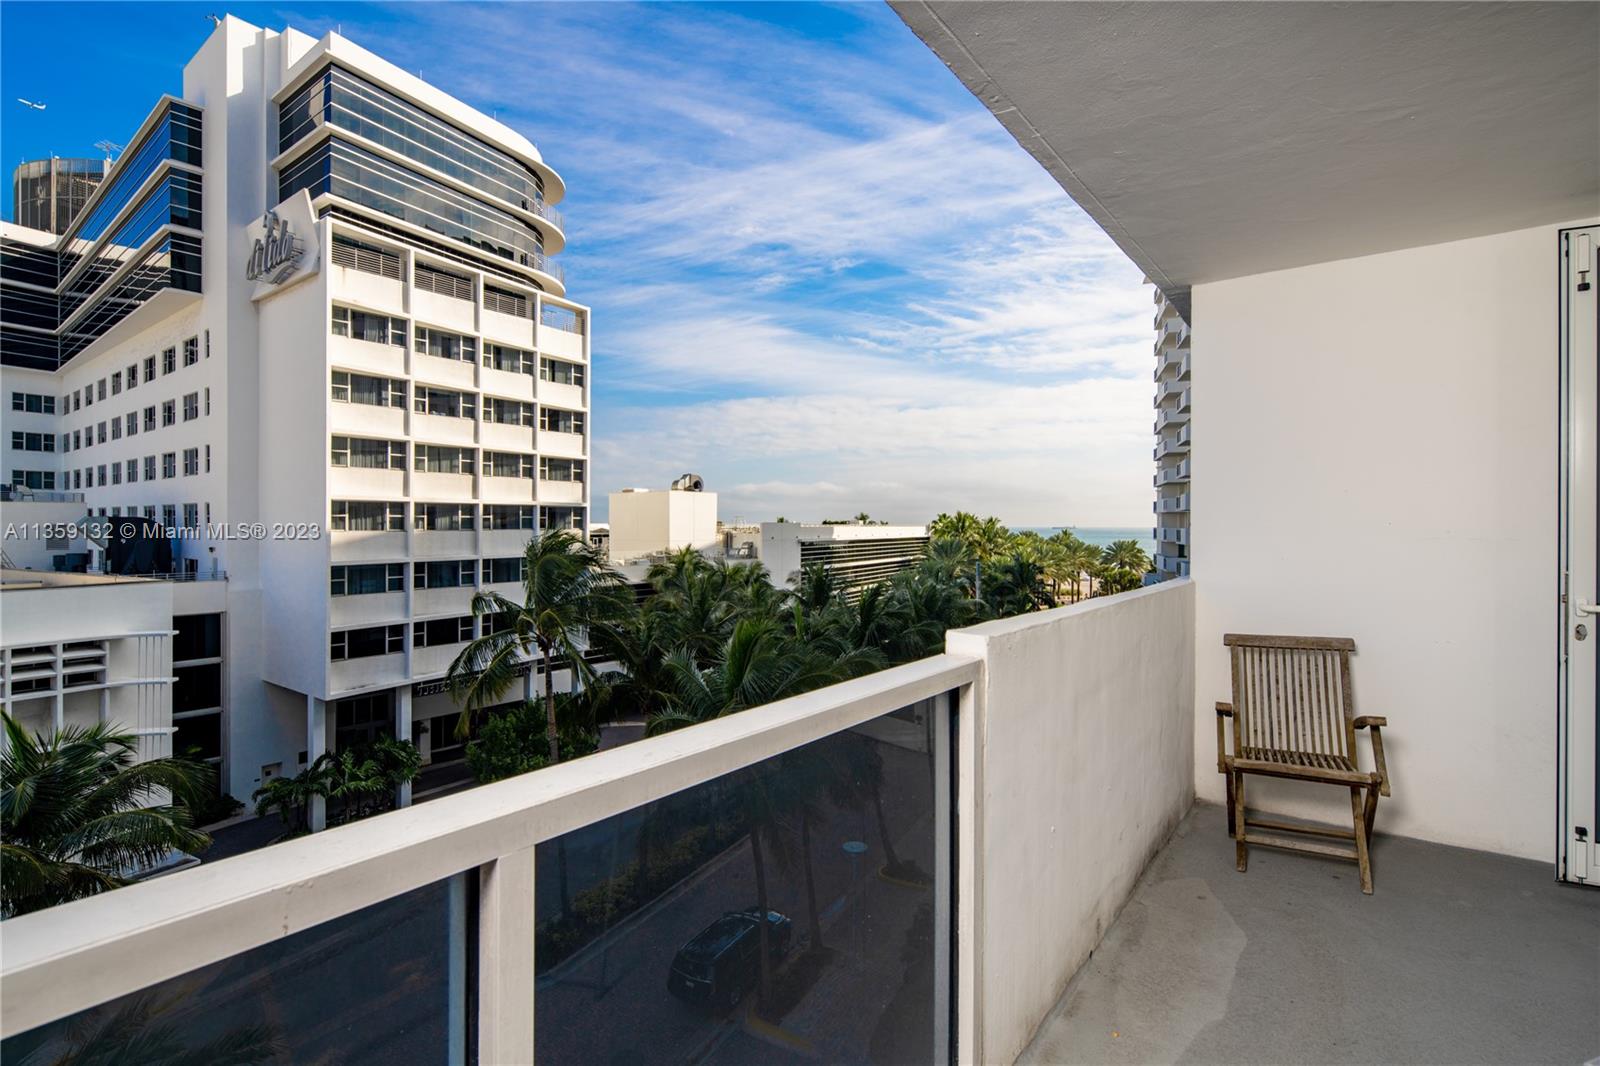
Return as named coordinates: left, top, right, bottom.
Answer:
left=2, top=873, right=474, bottom=1066
left=535, top=694, right=953, bottom=1064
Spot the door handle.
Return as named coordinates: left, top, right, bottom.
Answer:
left=1578, top=603, right=1600, bottom=617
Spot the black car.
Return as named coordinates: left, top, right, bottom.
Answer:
left=667, top=908, right=793, bottom=1010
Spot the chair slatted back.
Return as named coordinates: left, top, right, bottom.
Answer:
left=1225, top=634, right=1356, bottom=763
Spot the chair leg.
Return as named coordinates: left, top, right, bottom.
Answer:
left=1363, top=781, right=1379, bottom=840
left=1234, top=773, right=1248, bottom=873
left=1225, top=770, right=1236, bottom=836
left=1350, top=786, right=1373, bottom=894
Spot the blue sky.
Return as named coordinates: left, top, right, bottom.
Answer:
left=0, top=1, right=1155, bottom=527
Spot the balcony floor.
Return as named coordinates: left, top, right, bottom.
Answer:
left=1020, top=803, right=1599, bottom=1065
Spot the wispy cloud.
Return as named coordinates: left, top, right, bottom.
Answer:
left=320, top=2, right=1155, bottom=526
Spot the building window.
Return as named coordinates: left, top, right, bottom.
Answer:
left=205, top=444, right=211, bottom=473
left=541, top=506, right=584, bottom=531
left=413, top=559, right=474, bottom=589
left=9, top=432, right=54, bottom=452
left=162, top=347, right=176, bottom=375
left=162, top=400, right=176, bottom=426
left=484, top=344, right=535, bottom=376
left=162, top=453, right=177, bottom=479
left=10, top=470, right=58, bottom=490
left=205, top=330, right=211, bottom=359
left=183, top=337, right=199, bottom=366
left=126, top=459, right=138, bottom=483
left=204, top=387, right=210, bottom=415
left=73, top=430, right=81, bottom=449
left=414, top=503, right=475, bottom=531
left=484, top=397, right=534, bottom=427
left=183, top=447, right=199, bottom=476
left=539, top=408, right=585, bottom=436
left=330, top=624, right=405, bottom=661
left=94, top=465, right=106, bottom=486
left=144, top=456, right=156, bottom=481
left=97, top=421, right=107, bottom=444
left=413, top=616, right=473, bottom=649
left=111, top=463, right=121, bottom=485
left=330, top=500, right=405, bottom=531
left=111, top=418, right=121, bottom=440
left=331, top=305, right=406, bottom=346
left=111, top=372, right=122, bottom=395
left=97, top=379, right=107, bottom=401
left=486, top=451, right=535, bottom=479
left=413, top=445, right=475, bottom=475
left=413, top=326, right=477, bottom=362
left=162, top=504, right=176, bottom=530
left=540, top=357, right=585, bottom=387
left=539, top=457, right=584, bottom=482
left=143, top=406, right=156, bottom=432
left=481, top=557, right=525, bottom=584
left=331, top=435, right=406, bottom=469
left=83, top=386, right=92, bottom=408
left=485, top=504, right=535, bottom=530
left=183, top=393, right=199, bottom=421
left=331, top=370, right=405, bottom=407
left=144, top=355, right=156, bottom=381
left=127, top=363, right=139, bottom=388
left=183, top=503, right=198, bottom=529
left=413, top=386, right=475, bottom=419
left=126, top=412, right=137, bottom=437
left=330, top=562, right=405, bottom=596
left=11, top=392, right=56, bottom=414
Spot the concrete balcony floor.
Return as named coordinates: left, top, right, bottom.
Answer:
left=1020, top=804, right=1599, bottom=1065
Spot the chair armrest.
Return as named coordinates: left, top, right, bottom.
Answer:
left=1354, top=716, right=1391, bottom=796
left=1215, top=702, right=1234, bottom=773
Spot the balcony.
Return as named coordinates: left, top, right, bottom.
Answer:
left=1154, top=408, right=1189, bottom=433
left=1154, top=493, right=1190, bottom=514
left=537, top=478, right=584, bottom=505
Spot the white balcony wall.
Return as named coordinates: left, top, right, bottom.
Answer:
left=481, top=308, right=534, bottom=348
left=1191, top=219, right=1591, bottom=862
left=329, top=591, right=405, bottom=628
left=539, top=381, right=584, bottom=410
left=538, top=479, right=584, bottom=505
left=412, top=290, right=475, bottom=334
left=537, top=327, right=584, bottom=361
left=329, top=266, right=404, bottom=314
left=946, top=580, right=1195, bottom=1066
left=480, top=421, right=534, bottom=453
left=412, top=471, right=474, bottom=499
left=414, top=585, right=475, bottom=617
left=539, top=430, right=586, bottom=459
left=412, top=642, right=465, bottom=678
left=480, top=366, right=535, bottom=402
left=330, top=530, right=406, bottom=563
left=329, top=651, right=407, bottom=693
left=329, top=467, right=404, bottom=497
left=412, top=356, right=475, bottom=392
left=330, top=402, right=405, bottom=439
left=481, top=580, right=522, bottom=601
left=413, top=413, right=475, bottom=447
left=480, top=529, right=533, bottom=556
left=413, top=530, right=476, bottom=558
left=328, top=336, right=405, bottom=377
left=481, top=477, right=536, bottom=504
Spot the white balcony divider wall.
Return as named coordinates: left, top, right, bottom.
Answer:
left=0, top=582, right=1200, bottom=1065
left=1190, top=221, right=1588, bottom=862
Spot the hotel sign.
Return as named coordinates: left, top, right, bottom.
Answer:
left=245, top=210, right=302, bottom=284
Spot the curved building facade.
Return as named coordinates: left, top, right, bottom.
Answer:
left=11, top=157, right=107, bottom=236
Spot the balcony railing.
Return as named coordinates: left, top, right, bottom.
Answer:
left=0, top=488, right=84, bottom=503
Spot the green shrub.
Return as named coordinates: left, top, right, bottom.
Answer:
left=465, top=701, right=599, bottom=785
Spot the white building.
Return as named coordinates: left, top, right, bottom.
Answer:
left=606, top=484, right=719, bottom=564
left=0, top=17, right=591, bottom=810
left=760, top=522, right=929, bottom=597
left=1151, top=285, right=1190, bottom=578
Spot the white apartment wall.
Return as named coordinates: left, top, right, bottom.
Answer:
left=607, top=490, right=718, bottom=562
left=1191, top=220, right=1594, bottom=862
left=946, top=580, right=1195, bottom=1066
left=2, top=366, right=64, bottom=491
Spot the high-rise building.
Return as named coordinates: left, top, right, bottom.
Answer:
left=1151, top=286, right=1190, bottom=578
left=11, top=157, right=107, bottom=235
left=0, top=17, right=591, bottom=814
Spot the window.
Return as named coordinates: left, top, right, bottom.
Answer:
left=83, top=386, right=92, bottom=408
left=112, top=372, right=122, bottom=395
left=482, top=557, right=524, bottom=584
left=205, top=330, right=211, bottom=358
left=73, top=430, right=81, bottom=449
left=162, top=400, right=176, bottom=426
left=9, top=432, right=53, bottom=452
left=330, top=624, right=405, bottom=661
left=540, top=457, right=584, bottom=482
left=414, top=503, right=475, bottom=531
left=332, top=370, right=405, bottom=407
left=204, top=387, right=210, bottom=415
left=183, top=448, right=199, bottom=476
left=143, top=406, right=157, bottom=432
left=174, top=614, right=222, bottom=663
left=183, top=393, right=199, bottom=421
left=127, top=363, right=139, bottom=388
left=111, top=418, right=121, bottom=440
left=413, top=386, right=475, bottom=419
left=540, top=358, right=585, bottom=387
left=330, top=562, right=405, bottom=596
left=143, top=355, right=156, bottom=381
left=162, top=453, right=177, bottom=479
left=162, top=504, right=176, bottom=529
left=11, top=392, right=56, bottom=414
left=205, top=444, right=211, bottom=473
left=162, top=347, right=176, bottom=375
left=126, top=459, right=138, bottom=483
left=183, top=503, right=198, bottom=529
left=413, top=616, right=473, bottom=648
left=484, top=397, right=534, bottom=426
left=539, top=408, right=585, bottom=436
left=330, top=500, right=405, bottom=531
left=60, top=433, right=70, bottom=452
left=111, top=463, right=122, bottom=485
left=485, top=504, right=535, bottom=530
left=414, top=445, right=475, bottom=475
left=484, top=344, right=535, bottom=376
left=413, top=560, right=474, bottom=589
left=10, top=470, right=57, bottom=490
left=485, top=451, right=534, bottom=479
left=144, top=456, right=157, bottom=481
left=126, top=412, right=138, bottom=437
left=72, top=469, right=80, bottom=489
left=97, top=422, right=107, bottom=444
left=332, top=305, right=406, bottom=345
left=541, top=506, right=584, bottom=531
left=96, top=465, right=107, bottom=486
left=183, top=337, right=199, bottom=366
left=413, top=326, right=477, bottom=362
left=97, top=379, right=107, bottom=401
left=331, top=435, right=406, bottom=469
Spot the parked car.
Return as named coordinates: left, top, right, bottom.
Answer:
left=667, top=907, right=793, bottom=1010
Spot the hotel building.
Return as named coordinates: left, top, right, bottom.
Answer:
left=0, top=17, right=592, bottom=809
left=1151, top=286, right=1190, bottom=578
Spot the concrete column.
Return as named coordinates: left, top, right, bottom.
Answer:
left=395, top=686, right=413, bottom=808
left=306, top=695, right=327, bottom=832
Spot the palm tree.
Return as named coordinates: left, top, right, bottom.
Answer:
left=1102, top=538, right=1152, bottom=575
left=2, top=715, right=214, bottom=917
left=446, top=528, right=633, bottom=761
left=985, top=553, right=1053, bottom=616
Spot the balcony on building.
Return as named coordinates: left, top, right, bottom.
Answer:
left=3, top=6, right=1597, bottom=1066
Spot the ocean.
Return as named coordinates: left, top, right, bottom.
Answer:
left=1017, top=527, right=1158, bottom=558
